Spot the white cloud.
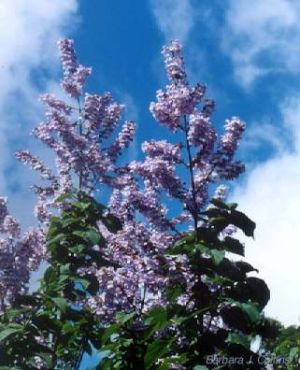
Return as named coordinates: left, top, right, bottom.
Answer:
left=223, top=0, right=300, bottom=87
left=241, top=121, right=289, bottom=156
left=0, top=0, right=79, bottom=226
left=0, top=0, right=78, bottom=101
left=150, top=0, right=195, bottom=43
left=232, top=95, right=300, bottom=325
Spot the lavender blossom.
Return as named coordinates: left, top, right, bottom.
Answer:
left=40, top=94, right=73, bottom=115
left=142, top=140, right=182, bottom=163
left=149, top=84, right=205, bottom=131
left=108, top=120, right=135, bottom=160
left=162, top=40, right=187, bottom=84
left=0, top=39, right=137, bottom=311
left=220, top=117, right=245, bottom=157
left=58, top=39, right=92, bottom=98
left=0, top=38, right=247, bottom=325
left=109, top=40, right=248, bottom=317
left=0, top=199, right=45, bottom=306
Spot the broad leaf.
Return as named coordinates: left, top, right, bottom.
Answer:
left=0, top=326, right=23, bottom=342
left=226, top=333, right=250, bottom=349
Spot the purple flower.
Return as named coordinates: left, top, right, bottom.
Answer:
left=108, top=121, right=135, bottom=160
left=0, top=38, right=247, bottom=324
left=150, top=84, right=205, bottom=131
left=162, top=40, right=187, bottom=84
left=142, top=140, right=182, bottom=163
left=58, top=39, right=92, bottom=98
left=188, top=113, right=217, bottom=154
left=15, top=150, right=55, bottom=180
left=220, top=117, right=245, bottom=157
left=40, top=94, right=73, bottom=114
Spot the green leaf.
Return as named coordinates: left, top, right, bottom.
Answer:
left=289, top=347, right=299, bottom=358
left=235, top=261, right=258, bottom=274
left=210, top=216, right=230, bottom=232
left=229, top=210, right=256, bottom=237
left=145, top=339, right=173, bottom=369
left=69, top=244, right=86, bottom=255
left=101, top=324, right=119, bottom=343
left=59, top=263, right=71, bottom=275
left=166, top=285, right=184, bottom=302
left=210, top=249, right=225, bottom=265
left=203, top=207, right=224, bottom=218
left=101, top=214, right=122, bottom=232
left=73, top=228, right=101, bottom=245
left=245, top=277, right=270, bottom=309
left=226, top=333, right=250, bottom=349
left=47, top=233, right=67, bottom=246
left=51, top=297, right=68, bottom=311
left=227, top=202, right=238, bottom=210
left=239, top=303, right=261, bottom=324
left=193, top=366, right=209, bottom=370
left=54, top=192, right=71, bottom=203
left=0, top=325, right=23, bottom=341
left=86, top=229, right=101, bottom=245
left=115, top=311, right=135, bottom=325
left=222, top=236, right=245, bottom=256
left=145, top=307, right=169, bottom=338
left=224, top=300, right=261, bottom=324
left=61, top=217, right=78, bottom=228
left=72, top=200, right=90, bottom=211
left=57, top=274, right=69, bottom=287
left=5, top=308, right=31, bottom=320
left=210, top=199, right=230, bottom=209
left=156, top=354, right=188, bottom=369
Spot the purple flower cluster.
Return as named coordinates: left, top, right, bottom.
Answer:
left=148, top=41, right=246, bottom=212
left=81, top=218, right=170, bottom=321
left=108, top=120, right=135, bottom=160
left=149, top=41, right=206, bottom=131
left=188, top=113, right=216, bottom=155
left=162, top=40, right=187, bottom=84
left=0, top=197, right=44, bottom=307
left=0, top=198, right=20, bottom=238
left=0, top=39, right=246, bottom=321
left=142, top=140, right=182, bottom=163
left=106, top=40, right=247, bottom=312
left=220, top=117, right=246, bottom=157
left=15, top=150, right=55, bottom=181
left=77, top=41, right=247, bottom=319
left=0, top=39, right=136, bottom=310
left=58, top=39, right=92, bottom=98
left=149, top=84, right=206, bottom=131
left=16, top=39, right=136, bottom=227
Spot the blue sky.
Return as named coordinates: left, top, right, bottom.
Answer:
left=1, top=0, right=300, bottom=349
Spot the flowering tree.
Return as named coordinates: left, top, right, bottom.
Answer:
left=0, top=40, right=278, bottom=369
left=96, top=42, right=275, bottom=369
left=0, top=38, right=135, bottom=310
left=85, top=41, right=247, bottom=319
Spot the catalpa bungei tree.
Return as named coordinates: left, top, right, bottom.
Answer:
left=0, top=39, right=244, bottom=317
left=0, top=39, right=276, bottom=369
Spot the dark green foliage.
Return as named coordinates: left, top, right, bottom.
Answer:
left=0, top=195, right=279, bottom=369
left=0, top=191, right=121, bottom=369
left=96, top=199, right=276, bottom=369
left=161, top=199, right=275, bottom=369
left=261, top=321, right=300, bottom=370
